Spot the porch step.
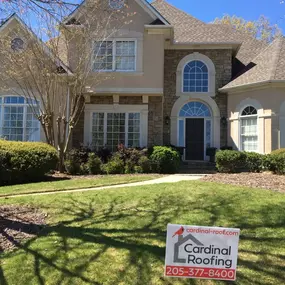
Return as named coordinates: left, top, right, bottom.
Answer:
left=179, top=161, right=217, bottom=174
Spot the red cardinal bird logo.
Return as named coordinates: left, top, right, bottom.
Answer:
left=172, top=226, right=184, bottom=238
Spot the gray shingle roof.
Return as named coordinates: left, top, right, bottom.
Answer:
left=151, top=0, right=273, bottom=89
left=221, top=37, right=285, bottom=90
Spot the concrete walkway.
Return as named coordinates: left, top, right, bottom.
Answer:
left=1, top=174, right=205, bottom=199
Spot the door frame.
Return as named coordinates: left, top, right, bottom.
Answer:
left=178, top=117, right=213, bottom=161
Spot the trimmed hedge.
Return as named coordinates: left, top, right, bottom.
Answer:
left=216, top=150, right=247, bottom=173
left=0, top=140, right=58, bottom=185
left=245, top=152, right=266, bottom=173
left=149, top=146, right=180, bottom=174
left=267, top=153, right=285, bottom=175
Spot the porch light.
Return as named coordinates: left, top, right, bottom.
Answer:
left=165, top=116, right=170, bottom=126
left=221, top=116, right=227, bottom=127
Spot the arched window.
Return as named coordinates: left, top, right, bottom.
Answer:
left=0, top=96, right=40, bottom=141
left=179, top=102, right=211, bottom=117
left=183, top=60, right=208, bottom=93
left=240, top=106, right=258, bottom=152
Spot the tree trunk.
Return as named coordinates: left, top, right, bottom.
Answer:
left=58, top=148, right=65, bottom=173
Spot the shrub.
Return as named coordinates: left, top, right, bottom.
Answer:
left=267, top=153, right=285, bottom=175
left=216, top=150, right=247, bottom=173
left=102, top=154, right=124, bottom=174
left=271, top=148, right=285, bottom=155
left=0, top=140, right=58, bottom=185
left=64, top=159, right=81, bottom=175
left=137, top=156, right=151, bottom=173
left=149, top=146, right=180, bottom=174
left=96, top=147, right=112, bottom=163
left=66, top=146, right=92, bottom=165
left=87, top=153, right=102, bottom=175
left=245, top=152, right=265, bottom=173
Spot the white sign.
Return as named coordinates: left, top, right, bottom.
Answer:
left=165, top=224, right=240, bottom=281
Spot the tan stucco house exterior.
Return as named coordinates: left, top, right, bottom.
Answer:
left=0, top=0, right=285, bottom=161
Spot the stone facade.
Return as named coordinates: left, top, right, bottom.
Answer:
left=163, top=49, right=232, bottom=147
left=72, top=95, right=163, bottom=148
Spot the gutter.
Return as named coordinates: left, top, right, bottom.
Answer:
left=219, top=80, right=285, bottom=93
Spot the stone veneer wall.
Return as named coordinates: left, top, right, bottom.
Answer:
left=163, top=49, right=232, bottom=147
left=72, top=95, right=163, bottom=148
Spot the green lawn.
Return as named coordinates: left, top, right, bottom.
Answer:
left=0, top=174, right=161, bottom=196
left=1, top=181, right=285, bottom=285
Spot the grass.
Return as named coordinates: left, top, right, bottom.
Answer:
left=0, top=174, right=161, bottom=196
left=0, top=181, right=285, bottom=285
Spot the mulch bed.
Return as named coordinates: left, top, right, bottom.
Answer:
left=0, top=205, right=46, bottom=252
left=202, top=172, right=285, bottom=193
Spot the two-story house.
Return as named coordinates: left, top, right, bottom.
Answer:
left=1, top=0, right=285, bottom=162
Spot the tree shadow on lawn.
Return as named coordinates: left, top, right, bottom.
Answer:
left=1, top=192, right=285, bottom=285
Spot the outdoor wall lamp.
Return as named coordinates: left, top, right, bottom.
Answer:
left=165, top=116, right=170, bottom=126
left=221, top=116, right=227, bottom=127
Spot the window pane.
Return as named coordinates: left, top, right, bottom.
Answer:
left=178, top=120, right=184, bottom=147
left=241, top=117, right=258, bottom=152
left=183, top=60, right=208, bottom=93
left=93, top=41, right=113, bottom=71
left=128, top=113, right=140, bottom=148
left=25, top=106, right=40, bottom=141
left=3, top=106, right=24, bottom=141
left=115, top=41, right=135, bottom=71
left=107, top=113, right=126, bottom=151
left=91, top=113, right=105, bottom=150
left=206, top=120, right=212, bottom=148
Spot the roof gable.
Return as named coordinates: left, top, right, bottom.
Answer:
left=0, top=14, right=72, bottom=75
left=63, top=0, right=170, bottom=25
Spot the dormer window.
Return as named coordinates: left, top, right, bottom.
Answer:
left=183, top=60, right=208, bottom=93
left=93, top=39, right=136, bottom=72
left=11, top=38, right=24, bottom=52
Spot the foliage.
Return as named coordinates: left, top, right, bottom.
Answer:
left=137, top=156, right=151, bottom=173
left=66, top=147, right=92, bottom=165
left=220, top=145, right=233, bottom=151
left=271, top=148, right=285, bottom=155
left=0, top=140, right=58, bottom=185
left=206, top=147, right=217, bottom=157
left=267, top=153, right=285, bottom=175
left=64, top=159, right=81, bottom=175
left=245, top=152, right=266, bottom=173
left=216, top=150, right=247, bottom=173
left=96, top=147, right=112, bottom=163
left=87, top=153, right=102, bottom=175
left=149, top=146, right=180, bottom=174
left=213, top=14, right=282, bottom=43
left=101, top=154, right=125, bottom=175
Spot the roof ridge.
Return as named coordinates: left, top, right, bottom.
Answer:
left=270, top=37, right=284, bottom=80
left=151, top=0, right=205, bottom=24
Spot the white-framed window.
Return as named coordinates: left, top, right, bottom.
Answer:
left=91, top=111, right=140, bottom=151
left=183, top=60, right=209, bottom=93
left=93, top=39, right=136, bottom=72
left=240, top=106, right=258, bottom=152
left=0, top=96, right=40, bottom=141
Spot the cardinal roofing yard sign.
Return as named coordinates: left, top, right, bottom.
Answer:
left=165, top=224, right=240, bottom=281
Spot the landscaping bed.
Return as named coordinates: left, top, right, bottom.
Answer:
left=0, top=205, right=46, bottom=252
left=202, top=172, right=285, bottom=192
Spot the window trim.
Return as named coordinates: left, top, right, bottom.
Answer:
left=182, top=60, right=209, bottom=93
left=239, top=105, right=259, bottom=153
left=93, top=38, right=137, bottom=72
left=84, top=104, right=148, bottom=148
left=0, top=95, right=40, bottom=142
left=176, top=52, right=216, bottom=97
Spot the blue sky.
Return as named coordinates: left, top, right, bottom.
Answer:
left=158, top=0, right=285, bottom=33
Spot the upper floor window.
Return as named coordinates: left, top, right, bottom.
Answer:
left=183, top=60, right=209, bottom=93
left=93, top=40, right=136, bottom=72
left=0, top=96, right=40, bottom=142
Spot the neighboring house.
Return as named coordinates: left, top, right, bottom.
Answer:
left=1, top=0, right=285, bottom=161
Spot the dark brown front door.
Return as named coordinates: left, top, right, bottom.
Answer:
left=185, top=118, right=204, bottom=160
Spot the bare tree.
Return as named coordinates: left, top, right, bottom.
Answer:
left=0, top=1, right=134, bottom=172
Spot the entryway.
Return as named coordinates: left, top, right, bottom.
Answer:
left=185, top=118, right=204, bottom=160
